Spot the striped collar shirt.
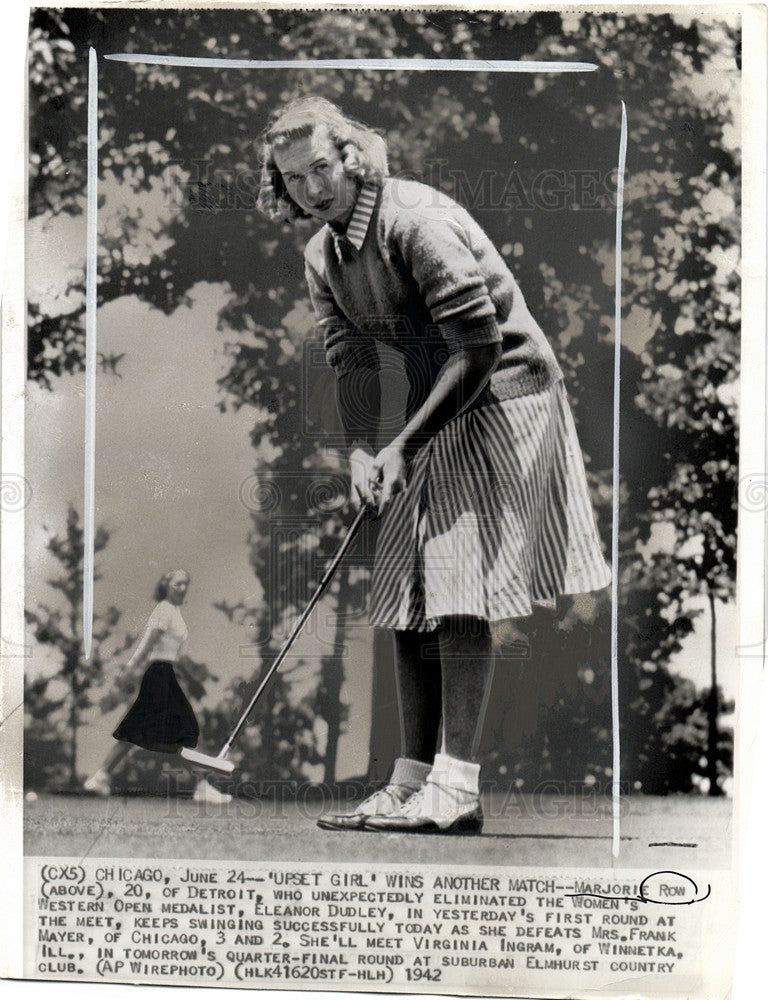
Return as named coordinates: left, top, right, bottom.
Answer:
left=332, top=181, right=378, bottom=256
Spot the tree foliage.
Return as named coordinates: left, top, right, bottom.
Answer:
left=24, top=505, right=133, bottom=788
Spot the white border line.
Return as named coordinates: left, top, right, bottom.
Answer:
left=84, top=52, right=622, bottom=855
left=104, top=54, right=598, bottom=72
left=0, top=0, right=28, bottom=977
left=81, top=57, right=602, bottom=662
left=83, top=47, right=98, bottom=661
left=612, top=102, right=628, bottom=859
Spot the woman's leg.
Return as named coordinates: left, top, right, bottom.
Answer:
left=316, top=628, right=437, bottom=830
left=184, top=761, right=233, bottom=804
left=365, top=616, right=493, bottom=833
left=102, top=741, right=133, bottom=772
left=437, top=615, right=494, bottom=760
left=84, top=741, right=133, bottom=795
left=392, top=628, right=443, bottom=763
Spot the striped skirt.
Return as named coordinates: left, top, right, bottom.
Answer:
left=369, top=380, right=611, bottom=631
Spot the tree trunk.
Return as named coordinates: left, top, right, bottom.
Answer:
left=321, top=570, right=350, bottom=787
left=706, top=588, right=722, bottom=797
left=261, top=681, right=276, bottom=771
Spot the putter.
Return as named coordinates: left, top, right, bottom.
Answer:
left=181, top=504, right=372, bottom=774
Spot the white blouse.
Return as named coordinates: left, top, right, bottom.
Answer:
left=146, top=600, right=188, bottom=662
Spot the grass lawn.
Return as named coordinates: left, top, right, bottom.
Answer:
left=24, top=790, right=733, bottom=870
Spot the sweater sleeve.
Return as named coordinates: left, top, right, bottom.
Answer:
left=391, top=203, right=503, bottom=353
left=304, top=258, right=380, bottom=379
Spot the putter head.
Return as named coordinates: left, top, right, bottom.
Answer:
left=180, top=747, right=236, bottom=774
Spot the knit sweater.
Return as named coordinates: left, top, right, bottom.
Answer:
left=304, top=177, right=562, bottom=418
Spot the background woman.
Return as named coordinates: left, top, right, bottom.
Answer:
left=84, top=570, right=231, bottom=804
left=258, top=97, right=610, bottom=834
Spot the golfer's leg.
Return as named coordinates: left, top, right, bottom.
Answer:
left=365, top=618, right=491, bottom=833
left=316, top=628, right=437, bottom=830
left=438, top=616, right=494, bottom=760
left=393, top=628, right=442, bottom=763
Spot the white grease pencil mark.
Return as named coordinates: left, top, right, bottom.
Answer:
left=84, top=47, right=98, bottom=661
left=83, top=49, right=612, bottom=857
left=104, top=54, right=598, bottom=73
left=612, top=102, right=628, bottom=859
left=80, top=54, right=599, bottom=656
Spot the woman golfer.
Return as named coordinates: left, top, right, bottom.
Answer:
left=84, top=570, right=231, bottom=803
left=258, top=97, right=610, bottom=834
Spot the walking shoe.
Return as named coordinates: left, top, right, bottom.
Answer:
left=317, top=757, right=430, bottom=831
left=83, top=769, right=111, bottom=797
left=363, top=785, right=483, bottom=834
left=317, top=784, right=414, bottom=830
left=192, top=780, right=233, bottom=804
left=364, top=753, right=483, bottom=834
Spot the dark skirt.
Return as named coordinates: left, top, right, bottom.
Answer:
left=113, top=660, right=199, bottom=754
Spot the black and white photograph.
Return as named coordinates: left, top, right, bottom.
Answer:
left=1, top=3, right=765, bottom=998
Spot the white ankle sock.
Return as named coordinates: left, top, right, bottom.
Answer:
left=390, top=757, right=431, bottom=790
left=429, top=753, right=480, bottom=796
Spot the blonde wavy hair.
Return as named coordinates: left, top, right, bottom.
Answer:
left=258, top=97, right=388, bottom=223
left=154, top=570, right=190, bottom=602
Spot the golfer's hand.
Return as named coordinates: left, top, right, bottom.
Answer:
left=349, top=447, right=377, bottom=511
left=369, top=445, right=407, bottom=513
